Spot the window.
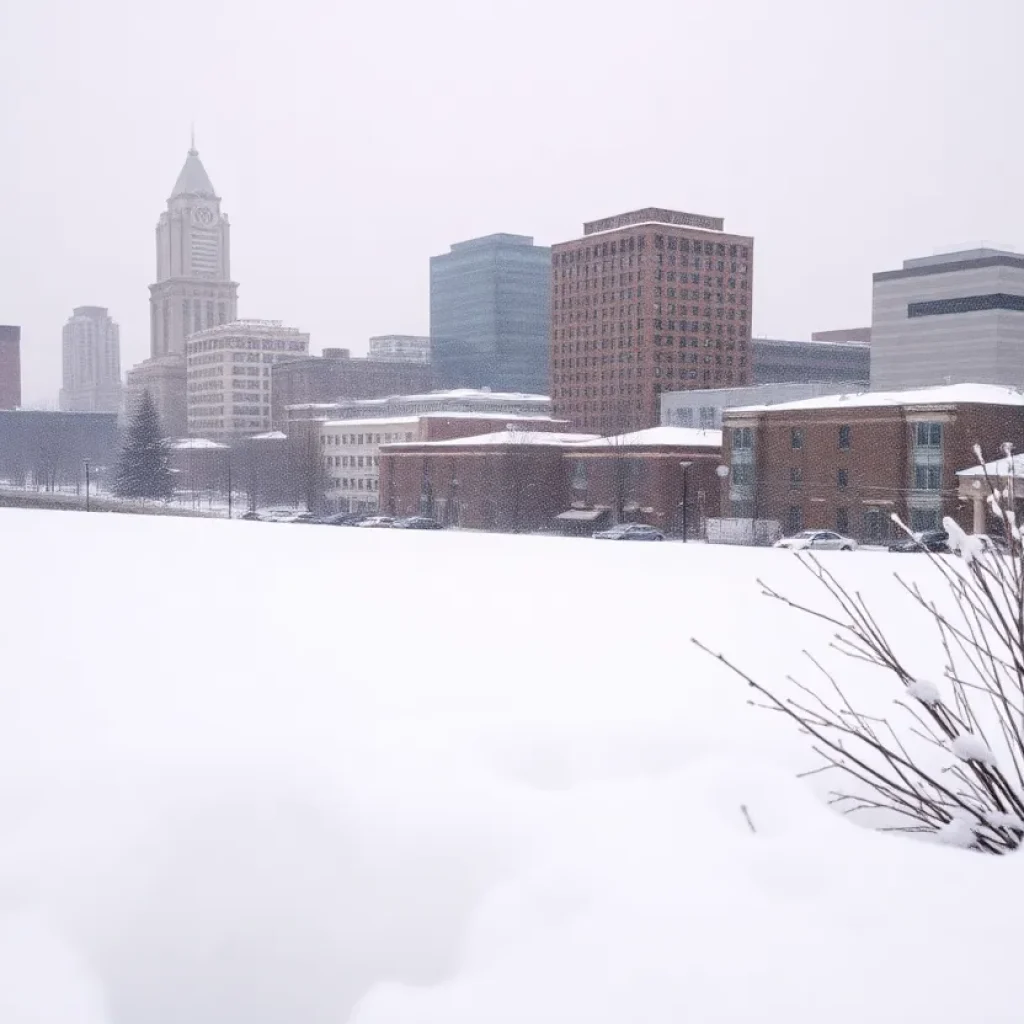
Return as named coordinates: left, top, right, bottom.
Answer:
left=791, top=428, right=804, bottom=450
left=787, top=506, right=803, bottom=534
left=836, top=508, right=849, bottom=533
left=914, top=464, right=942, bottom=490
left=837, top=468, right=848, bottom=488
left=732, top=463, right=753, bottom=485
left=838, top=425, right=851, bottom=450
left=790, top=467, right=803, bottom=488
left=914, top=422, right=942, bottom=448
left=733, top=426, right=753, bottom=450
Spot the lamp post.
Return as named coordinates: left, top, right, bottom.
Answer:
left=226, top=449, right=233, bottom=519
left=84, top=459, right=91, bottom=512
left=679, top=461, right=693, bottom=541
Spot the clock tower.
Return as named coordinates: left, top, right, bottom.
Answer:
left=148, top=143, right=239, bottom=357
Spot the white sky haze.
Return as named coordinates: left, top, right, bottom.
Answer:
left=1, top=0, right=1022, bottom=404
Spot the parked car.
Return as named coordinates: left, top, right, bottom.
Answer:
left=774, top=530, right=858, bottom=552
left=257, top=508, right=304, bottom=523
left=240, top=510, right=261, bottom=521
left=394, top=516, right=443, bottom=530
left=290, top=511, right=321, bottom=524
left=594, top=523, right=665, bottom=542
left=888, top=529, right=949, bottom=554
left=356, top=516, right=395, bottom=529
left=321, top=512, right=368, bottom=526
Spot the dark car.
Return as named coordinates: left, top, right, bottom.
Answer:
left=321, top=512, right=369, bottom=526
left=240, top=510, right=261, bottom=521
left=394, top=516, right=443, bottom=530
left=888, top=529, right=949, bottom=554
left=594, top=523, right=665, bottom=542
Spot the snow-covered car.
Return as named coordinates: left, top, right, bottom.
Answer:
left=593, top=523, right=665, bottom=541
left=356, top=516, right=395, bottom=529
left=774, top=530, right=857, bottom=552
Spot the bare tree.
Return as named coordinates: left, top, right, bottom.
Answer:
left=695, top=451, right=1024, bottom=854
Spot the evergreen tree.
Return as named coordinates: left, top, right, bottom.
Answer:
left=114, top=390, right=174, bottom=500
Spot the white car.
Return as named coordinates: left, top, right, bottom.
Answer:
left=774, top=529, right=858, bottom=552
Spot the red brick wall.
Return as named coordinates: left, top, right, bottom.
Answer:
left=551, top=223, right=754, bottom=435
left=722, top=402, right=1024, bottom=541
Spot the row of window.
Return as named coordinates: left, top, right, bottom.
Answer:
left=325, top=455, right=380, bottom=469
left=331, top=477, right=380, bottom=492
left=322, top=432, right=415, bottom=446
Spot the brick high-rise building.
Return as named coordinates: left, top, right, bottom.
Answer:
left=0, top=325, right=21, bottom=410
left=551, top=208, right=754, bottom=433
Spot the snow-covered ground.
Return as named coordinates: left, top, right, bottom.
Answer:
left=0, top=509, right=1017, bottom=1023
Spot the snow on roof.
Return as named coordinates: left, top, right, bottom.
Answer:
left=731, top=382, right=1024, bottom=414
left=958, top=452, right=1024, bottom=478
left=249, top=430, right=287, bottom=441
left=575, top=427, right=723, bottom=448
left=386, top=430, right=599, bottom=449
left=417, top=412, right=558, bottom=421
left=168, top=437, right=228, bottom=450
left=349, top=388, right=550, bottom=405
left=321, top=416, right=422, bottom=428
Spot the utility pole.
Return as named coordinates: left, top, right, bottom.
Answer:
left=84, top=460, right=91, bottom=512
left=226, top=451, right=233, bottom=519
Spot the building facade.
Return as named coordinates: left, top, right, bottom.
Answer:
left=367, top=335, right=431, bottom=363
left=871, top=247, right=1024, bottom=391
left=661, top=381, right=867, bottom=432
left=59, top=307, right=122, bottom=414
left=550, top=207, right=754, bottom=436
left=150, top=144, right=238, bottom=358
left=430, top=233, right=551, bottom=394
left=720, top=383, right=1024, bottom=543
left=270, top=349, right=437, bottom=429
left=752, top=336, right=869, bottom=386
left=321, top=413, right=564, bottom=514
left=379, top=425, right=722, bottom=535
left=124, top=355, right=187, bottom=437
left=0, top=325, right=20, bottom=410
left=187, top=320, right=309, bottom=438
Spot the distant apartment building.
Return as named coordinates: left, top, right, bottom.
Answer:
left=551, top=208, right=754, bottom=435
left=0, top=325, right=21, bottom=410
left=368, top=335, right=431, bottom=364
left=871, top=247, right=1024, bottom=390
left=320, top=412, right=563, bottom=513
left=430, top=233, right=551, bottom=395
left=752, top=336, right=869, bottom=386
left=720, top=382, right=1024, bottom=543
left=59, top=307, right=123, bottom=414
left=187, top=319, right=309, bottom=438
left=270, top=348, right=436, bottom=430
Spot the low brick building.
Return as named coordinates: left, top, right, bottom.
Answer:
left=380, top=424, right=723, bottom=535
left=721, top=383, right=1024, bottom=544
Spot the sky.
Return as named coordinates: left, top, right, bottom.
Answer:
left=1, top=0, right=1022, bottom=407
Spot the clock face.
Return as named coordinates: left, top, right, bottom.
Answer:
left=192, top=205, right=216, bottom=227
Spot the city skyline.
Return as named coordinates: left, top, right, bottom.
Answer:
left=3, top=0, right=1023, bottom=407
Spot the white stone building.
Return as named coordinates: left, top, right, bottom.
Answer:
left=126, top=141, right=239, bottom=437
left=320, top=417, right=419, bottom=512
left=187, top=320, right=309, bottom=438
left=59, top=306, right=123, bottom=414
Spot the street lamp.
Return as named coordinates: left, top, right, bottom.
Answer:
left=679, top=461, right=693, bottom=541
left=84, top=459, right=91, bottom=512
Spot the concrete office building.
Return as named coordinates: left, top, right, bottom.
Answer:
left=0, top=325, right=21, bottom=410
left=187, top=319, right=309, bottom=438
left=368, top=335, right=431, bottom=364
left=430, top=233, right=551, bottom=395
left=59, top=307, right=122, bottom=414
left=871, top=247, right=1024, bottom=390
left=551, top=207, right=754, bottom=435
left=752, top=336, right=869, bottom=386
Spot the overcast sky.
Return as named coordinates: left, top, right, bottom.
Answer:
left=1, top=0, right=1021, bottom=406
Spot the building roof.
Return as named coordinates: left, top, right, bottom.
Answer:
left=730, top=383, right=1024, bottom=415
left=958, top=451, right=1024, bottom=479
left=575, top=427, right=723, bottom=448
left=386, top=430, right=598, bottom=449
left=168, top=437, right=227, bottom=450
left=170, top=147, right=217, bottom=199
left=322, top=416, right=422, bottom=428
left=348, top=388, right=550, bottom=406
left=250, top=430, right=287, bottom=441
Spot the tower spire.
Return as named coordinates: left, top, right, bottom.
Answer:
left=189, top=122, right=196, bottom=155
